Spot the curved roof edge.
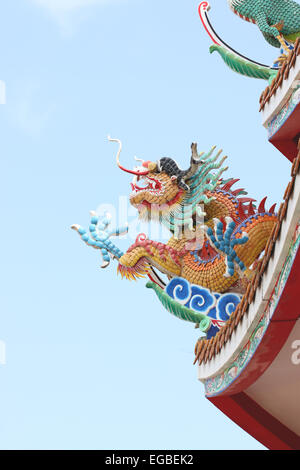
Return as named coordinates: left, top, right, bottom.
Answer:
left=195, top=141, right=300, bottom=392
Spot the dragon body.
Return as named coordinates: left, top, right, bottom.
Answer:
left=118, top=177, right=276, bottom=294
left=111, top=141, right=276, bottom=295
left=228, top=0, right=300, bottom=48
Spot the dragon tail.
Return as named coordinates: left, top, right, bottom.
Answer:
left=209, top=44, right=278, bottom=83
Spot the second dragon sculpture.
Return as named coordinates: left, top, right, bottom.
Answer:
left=228, top=0, right=300, bottom=51
left=198, top=1, right=300, bottom=81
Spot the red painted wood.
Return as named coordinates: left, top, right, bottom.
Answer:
left=269, top=102, right=300, bottom=162
left=209, top=393, right=300, bottom=450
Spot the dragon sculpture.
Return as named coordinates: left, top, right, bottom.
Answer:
left=199, top=1, right=300, bottom=81
left=228, top=0, right=300, bottom=51
left=72, top=139, right=277, bottom=336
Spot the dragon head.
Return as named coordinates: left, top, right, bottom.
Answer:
left=109, top=136, right=192, bottom=221
left=110, top=137, right=228, bottom=229
left=129, top=158, right=188, bottom=221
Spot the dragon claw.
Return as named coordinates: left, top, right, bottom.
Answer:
left=71, top=212, right=128, bottom=268
left=205, top=218, right=248, bottom=277
left=101, top=261, right=110, bottom=269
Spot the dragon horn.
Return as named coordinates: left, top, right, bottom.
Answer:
left=108, top=136, right=150, bottom=176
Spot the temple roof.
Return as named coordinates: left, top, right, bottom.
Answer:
left=259, top=39, right=300, bottom=112
left=194, top=139, right=300, bottom=366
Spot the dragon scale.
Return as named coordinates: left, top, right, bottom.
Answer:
left=227, top=0, right=300, bottom=48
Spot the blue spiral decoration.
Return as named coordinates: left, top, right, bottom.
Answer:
left=166, top=278, right=191, bottom=305
left=189, top=285, right=215, bottom=313
left=165, top=277, right=242, bottom=338
left=217, top=293, right=241, bottom=321
left=166, top=278, right=215, bottom=313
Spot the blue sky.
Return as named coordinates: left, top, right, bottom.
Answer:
left=0, top=0, right=292, bottom=450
